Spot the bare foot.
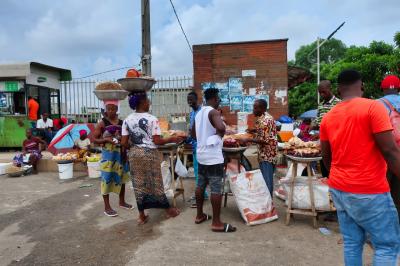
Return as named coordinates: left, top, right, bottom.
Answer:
left=137, top=214, right=149, bottom=225
left=166, top=207, right=180, bottom=218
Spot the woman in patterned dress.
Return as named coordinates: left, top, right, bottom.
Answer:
left=93, top=100, right=133, bottom=217
left=121, top=93, right=183, bottom=224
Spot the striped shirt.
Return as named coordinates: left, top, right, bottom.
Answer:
left=315, top=96, right=341, bottom=127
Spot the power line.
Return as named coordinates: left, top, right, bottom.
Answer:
left=74, top=64, right=141, bottom=79
left=169, top=0, right=193, bottom=53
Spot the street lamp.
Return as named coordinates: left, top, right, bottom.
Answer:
left=308, top=22, right=345, bottom=103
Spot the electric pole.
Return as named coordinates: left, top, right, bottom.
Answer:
left=141, top=0, right=151, bottom=76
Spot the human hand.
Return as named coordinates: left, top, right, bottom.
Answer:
left=246, top=128, right=257, bottom=134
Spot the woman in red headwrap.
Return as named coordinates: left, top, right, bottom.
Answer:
left=74, top=129, right=91, bottom=162
left=93, top=99, right=133, bottom=217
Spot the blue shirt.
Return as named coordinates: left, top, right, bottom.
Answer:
left=187, top=106, right=201, bottom=149
left=380, top=94, right=400, bottom=113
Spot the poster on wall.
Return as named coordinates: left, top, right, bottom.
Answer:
left=215, top=82, right=229, bottom=107
left=201, top=82, right=215, bottom=90
left=230, top=95, right=243, bottom=111
left=228, top=77, right=243, bottom=95
left=243, top=95, right=256, bottom=112
left=256, top=95, right=270, bottom=109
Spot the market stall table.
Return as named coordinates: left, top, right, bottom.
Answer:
left=222, top=146, right=248, bottom=207
left=285, top=154, right=322, bottom=228
left=158, top=143, right=185, bottom=207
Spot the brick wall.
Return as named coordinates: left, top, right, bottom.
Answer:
left=193, top=39, right=288, bottom=127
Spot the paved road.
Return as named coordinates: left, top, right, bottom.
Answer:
left=0, top=172, right=373, bottom=266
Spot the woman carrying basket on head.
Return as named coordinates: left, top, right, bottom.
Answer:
left=93, top=99, right=133, bottom=217
left=121, top=92, right=183, bottom=225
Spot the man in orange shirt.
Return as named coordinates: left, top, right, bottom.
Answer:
left=320, top=70, right=400, bottom=265
left=27, top=96, right=39, bottom=127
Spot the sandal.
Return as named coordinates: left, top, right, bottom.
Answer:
left=195, top=214, right=212, bottom=224
left=104, top=210, right=118, bottom=217
left=212, top=223, right=236, bottom=233
left=119, top=203, right=135, bottom=210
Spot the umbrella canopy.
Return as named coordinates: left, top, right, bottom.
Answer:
left=299, top=109, right=318, bottom=119
left=48, top=124, right=91, bottom=149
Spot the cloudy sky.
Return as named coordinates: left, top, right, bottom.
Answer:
left=0, top=0, right=399, bottom=79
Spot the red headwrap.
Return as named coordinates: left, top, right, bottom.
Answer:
left=79, top=130, right=87, bottom=137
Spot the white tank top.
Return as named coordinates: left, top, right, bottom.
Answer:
left=195, top=106, right=224, bottom=165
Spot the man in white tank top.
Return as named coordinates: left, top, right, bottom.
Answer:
left=192, top=88, right=236, bottom=233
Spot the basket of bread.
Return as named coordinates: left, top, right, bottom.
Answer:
left=93, top=82, right=129, bottom=100
left=283, top=137, right=321, bottom=158
left=222, top=133, right=253, bottom=151
left=52, top=152, right=78, bottom=164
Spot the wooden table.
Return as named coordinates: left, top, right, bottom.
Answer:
left=158, top=143, right=185, bottom=207
left=222, top=146, right=247, bottom=207
left=285, top=155, right=322, bottom=228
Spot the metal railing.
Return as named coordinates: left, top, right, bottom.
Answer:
left=60, top=76, right=193, bottom=123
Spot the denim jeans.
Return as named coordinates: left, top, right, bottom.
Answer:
left=259, top=161, right=274, bottom=197
left=330, top=188, right=400, bottom=266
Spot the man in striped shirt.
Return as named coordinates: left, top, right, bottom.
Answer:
left=314, top=80, right=341, bottom=128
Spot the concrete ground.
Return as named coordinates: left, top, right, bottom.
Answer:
left=0, top=171, right=373, bottom=266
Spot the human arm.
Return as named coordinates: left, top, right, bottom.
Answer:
left=321, top=141, right=331, bottom=172
left=92, top=121, right=113, bottom=145
left=374, top=131, right=400, bottom=179
left=208, top=109, right=226, bottom=137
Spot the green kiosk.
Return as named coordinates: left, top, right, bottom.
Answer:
left=0, top=62, right=71, bottom=148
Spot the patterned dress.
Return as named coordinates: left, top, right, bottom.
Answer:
left=122, top=112, right=170, bottom=211
left=100, top=118, right=130, bottom=195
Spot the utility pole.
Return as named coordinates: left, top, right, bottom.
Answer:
left=141, top=0, right=151, bottom=76
left=308, top=22, right=345, bottom=104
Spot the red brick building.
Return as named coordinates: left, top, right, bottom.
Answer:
left=193, top=39, right=288, bottom=126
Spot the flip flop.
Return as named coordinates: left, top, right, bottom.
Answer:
left=212, top=223, right=236, bottom=233
left=104, top=210, right=118, bottom=217
left=119, top=203, right=135, bottom=210
left=137, top=215, right=149, bottom=225
left=195, top=214, right=212, bottom=224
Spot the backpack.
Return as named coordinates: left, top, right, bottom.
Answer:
left=381, top=98, right=400, bottom=146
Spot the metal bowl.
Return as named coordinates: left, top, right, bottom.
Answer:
left=93, top=90, right=129, bottom=101
left=117, top=77, right=156, bottom=92
left=8, top=170, right=24, bottom=177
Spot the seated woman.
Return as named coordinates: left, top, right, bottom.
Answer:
left=74, top=130, right=91, bottom=162
left=13, top=129, right=46, bottom=174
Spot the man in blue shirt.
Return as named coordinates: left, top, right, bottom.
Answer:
left=379, top=74, right=400, bottom=218
left=187, top=92, right=207, bottom=207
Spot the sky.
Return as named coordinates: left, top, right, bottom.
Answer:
left=0, top=0, right=399, bottom=80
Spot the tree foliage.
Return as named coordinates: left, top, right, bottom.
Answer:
left=289, top=34, right=400, bottom=117
left=294, top=38, right=347, bottom=69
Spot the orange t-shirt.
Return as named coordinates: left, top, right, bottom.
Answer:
left=320, top=98, right=392, bottom=194
left=28, top=99, right=39, bottom=121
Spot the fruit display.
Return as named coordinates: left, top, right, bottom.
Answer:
left=87, top=154, right=101, bottom=162
left=52, top=152, right=78, bottom=162
left=126, top=68, right=141, bottom=78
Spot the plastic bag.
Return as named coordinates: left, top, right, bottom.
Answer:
left=161, top=160, right=173, bottom=197
left=175, top=156, right=188, bottom=178
left=229, top=169, right=278, bottom=225
left=281, top=177, right=335, bottom=211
